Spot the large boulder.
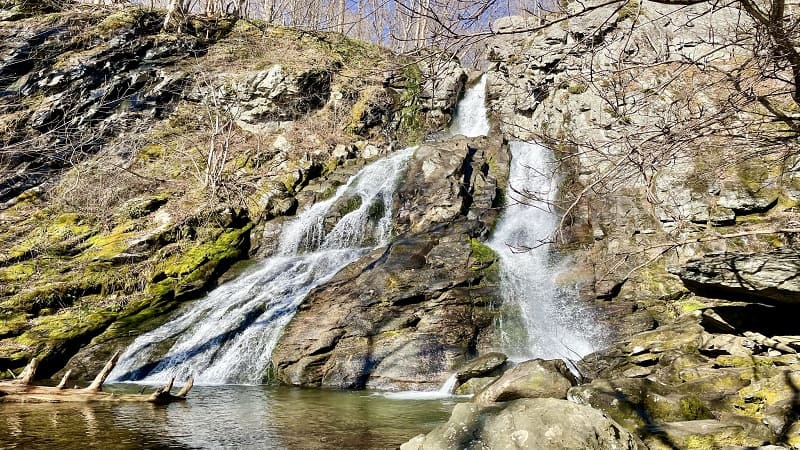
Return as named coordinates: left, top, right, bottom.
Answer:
left=473, top=359, right=577, bottom=404
left=270, top=135, right=510, bottom=390
left=401, top=398, right=641, bottom=450
left=672, top=249, right=800, bottom=305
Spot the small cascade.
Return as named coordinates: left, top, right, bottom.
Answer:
left=110, top=148, right=414, bottom=385
left=381, top=374, right=460, bottom=400
left=449, top=75, right=490, bottom=138
left=488, top=141, right=605, bottom=363
left=437, top=374, right=459, bottom=395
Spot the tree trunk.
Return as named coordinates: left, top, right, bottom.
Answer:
left=0, top=354, right=193, bottom=404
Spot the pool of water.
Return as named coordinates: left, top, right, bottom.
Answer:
left=0, top=385, right=457, bottom=449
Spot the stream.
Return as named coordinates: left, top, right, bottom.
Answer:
left=0, top=385, right=456, bottom=449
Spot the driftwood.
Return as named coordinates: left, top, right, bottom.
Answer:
left=0, top=352, right=193, bottom=404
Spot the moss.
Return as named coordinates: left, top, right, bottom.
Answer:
left=138, top=144, right=167, bottom=160
left=155, top=223, right=252, bottom=299
left=397, top=63, right=424, bottom=144
left=676, top=298, right=707, bottom=314
left=8, top=301, right=119, bottom=375
left=83, top=222, right=139, bottom=259
left=567, top=84, right=588, bottom=95
left=714, top=354, right=793, bottom=370
left=469, top=238, right=498, bottom=266
left=4, top=211, right=94, bottom=260
left=122, top=194, right=171, bottom=219
left=92, top=8, right=142, bottom=38
left=0, top=313, right=29, bottom=339
left=319, top=180, right=343, bottom=200
left=617, top=0, right=641, bottom=21
left=679, top=395, right=713, bottom=420
left=350, top=86, right=382, bottom=131
left=338, top=196, right=362, bottom=216
left=0, top=263, right=35, bottom=283
left=367, top=199, right=385, bottom=222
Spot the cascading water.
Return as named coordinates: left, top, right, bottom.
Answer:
left=451, top=73, right=603, bottom=364
left=449, top=75, right=490, bottom=138
left=488, top=142, right=605, bottom=363
left=110, top=148, right=414, bottom=385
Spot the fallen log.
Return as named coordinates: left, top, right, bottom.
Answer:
left=0, top=352, right=193, bottom=404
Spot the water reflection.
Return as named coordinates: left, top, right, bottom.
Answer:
left=0, top=385, right=456, bottom=449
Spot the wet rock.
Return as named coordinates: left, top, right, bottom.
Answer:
left=401, top=398, right=640, bottom=450
left=473, top=359, right=578, bottom=403
left=455, top=352, right=507, bottom=383
left=673, top=249, right=800, bottom=305
left=271, top=135, right=510, bottom=390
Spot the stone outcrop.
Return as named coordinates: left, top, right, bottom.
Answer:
left=0, top=7, right=198, bottom=204
left=271, top=135, right=509, bottom=390
left=216, top=65, right=334, bottom=134
left=416, top=55, right=467, bottom=129
left=672, top=249, right=800, bottom=304
left=401, top=398, right=640, bottom=450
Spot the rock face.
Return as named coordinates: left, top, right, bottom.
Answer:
left=271, top=135, right=509, bottom=389
left=221, top=65, right=333, bottom=134
left=673, top=249, right=800, bottom=304
left=0, top=7, right=198, bottom=204
left=401, top=398, right=640, bottom=450
left=416, top=54, right=467, bottom=130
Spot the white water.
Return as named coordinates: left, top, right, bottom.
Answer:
left=488, top=141, right=605, bottom=363
left=380, top=374, right=461, bottom=400
left=449, top=75, right=490, bottom=138
left=437, top=374, right=459, bottom=395
left=110, top=148, right=414, bottom=385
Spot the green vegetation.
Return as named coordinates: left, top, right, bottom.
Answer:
left=617, top=0, right=641, bottom=22
left=397, top=63, right=424, bottom=144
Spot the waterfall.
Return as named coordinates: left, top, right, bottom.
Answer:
left=449, top=72, right=603, bottom=364
left=437, top=374, right=459, bottom=395
left=449, top=75, right=490, bottom=138
left=488, top=141, right=605, bottom=363
left=110, top=148, right=415, bottom=385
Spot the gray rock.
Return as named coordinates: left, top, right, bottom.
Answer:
left=223, top=65, right=332, bottom=134
left=455, top=352, right=507, bottom=383
left=473, top=359, right=578, bottom=404
left=717, top=179, right=779, bottom=214
left=270, top=136, right=510, bottom=390
left=418, top=55, right=467, bottom=114
left=642, top=419, right=772, bottom=450
left=400, top=398, right=640, bottom=450
left=454, top=376, right=498, bottom=395
left=673, top=249, right=800, bottom=304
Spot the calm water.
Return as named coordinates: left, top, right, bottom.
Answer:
left=0, top=385, right=457, bottom=449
